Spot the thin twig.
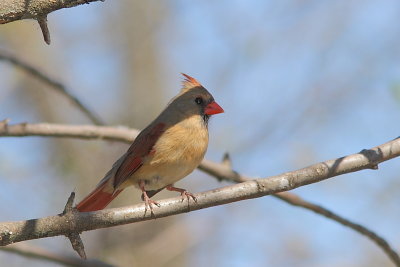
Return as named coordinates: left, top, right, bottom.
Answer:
left=37, top=16, right=50, bottom=45
left=0, top=243, right=114, bottom=267
left=0, top=52, right=103, bottom=125
left=62, top=192, right=86, bottom=259
left=274, top=192, right=400, bottom=266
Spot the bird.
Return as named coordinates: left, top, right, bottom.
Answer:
left=76, top=74, right=224, bottom=213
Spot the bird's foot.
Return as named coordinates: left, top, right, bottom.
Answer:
left=139, top=181, right=161, bottom=217
left=143, top=196, right=160, bottom=216
left=166, top=185, right=197, bottom=203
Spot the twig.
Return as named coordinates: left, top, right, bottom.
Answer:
left=67, top=233, right=86, bottom=260
left=63, top=192, right=77, bottom=215
left=62, top=192, right=87, bottom=259
left=274, top=192, right=400, bottom=266
left=0, top=243, right=114, bottom=267
left=37, top=16, right=50, bottom=45
left=0, top=52, right=103, bottom=125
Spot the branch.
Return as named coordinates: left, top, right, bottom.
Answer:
left=0, top=51, right=104, bottom=125
left=204, top=153, right=400, bottom=266
left=0, top=243, right=115, bottom=267
left=0, top=123, right=398, bottom=242
left=274, top=192, right=400, bottom=265
left=0, top=0, right=105, bottom=44
left=1, top=121, right=399, bottom=266
left=0, top=120, right=137, bottom=142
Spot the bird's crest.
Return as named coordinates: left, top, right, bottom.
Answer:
left=181, top=73, right=202, bottom=92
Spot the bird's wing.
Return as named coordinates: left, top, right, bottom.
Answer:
left=113, top=122, right=166, bottom=189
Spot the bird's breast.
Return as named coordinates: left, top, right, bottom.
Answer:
left=152, top=115, right=209, bottom=164
left=130, top=115, right=209, bottom=190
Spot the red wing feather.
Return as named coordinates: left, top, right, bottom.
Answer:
left=113, top=122, right=166, bottom=189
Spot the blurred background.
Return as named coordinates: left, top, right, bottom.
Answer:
left=1, top=0, right=400, bottom=266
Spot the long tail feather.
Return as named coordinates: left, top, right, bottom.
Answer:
left=76, top=182, right=123, bottom=212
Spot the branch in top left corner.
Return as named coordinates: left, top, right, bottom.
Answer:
left=0, top=0, right=106, bottom=44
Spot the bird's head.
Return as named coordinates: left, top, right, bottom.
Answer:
left=168, top=73, right=224, bottom=124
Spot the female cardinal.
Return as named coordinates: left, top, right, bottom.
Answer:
left=76, top=74, right=224, bottom=212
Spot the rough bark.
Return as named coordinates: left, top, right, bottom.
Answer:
left=0, top=0, right=106, bottom=44
left=0, top=0, right=104, bottom=24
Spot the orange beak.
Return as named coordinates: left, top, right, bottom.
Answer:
left=204, top=101, right=224, bottom=115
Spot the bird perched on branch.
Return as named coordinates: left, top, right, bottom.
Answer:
left=76, top=74, right=224, bottom=213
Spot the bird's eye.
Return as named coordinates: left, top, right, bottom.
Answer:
left=195, top=97, right=203, bottom=105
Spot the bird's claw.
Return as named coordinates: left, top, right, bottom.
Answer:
left=143, top=197, right=160, bottom=216
left=180, top=191, right=197, bottom=203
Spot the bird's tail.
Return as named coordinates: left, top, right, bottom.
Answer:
left=76, top=181, right=123, bottom=212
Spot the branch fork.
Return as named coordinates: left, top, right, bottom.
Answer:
left=0, top=0, right=107, bottom=44
left=62, top=192, right=86, bottom=259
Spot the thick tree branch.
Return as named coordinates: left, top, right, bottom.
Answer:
left=0, top=123, right=398, bottom=245
left=0, top=51, right=104, bottom=125
left=0, top=0, right=105, bottom=44
left=0, top=0, right=103, bottom=23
